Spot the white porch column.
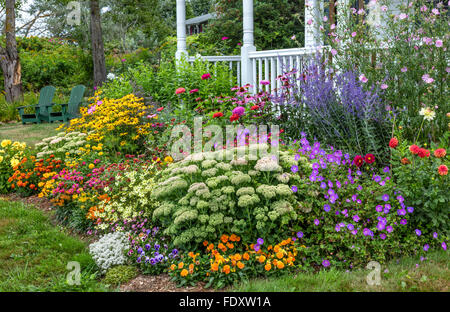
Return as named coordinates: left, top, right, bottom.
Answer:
left=304, top=0, right=323, bottom=47
left=241, top=0, right=256, bottom=87
left=336, top=0, right=350, bottom=48
left=176, top=0, right=188, bottom=62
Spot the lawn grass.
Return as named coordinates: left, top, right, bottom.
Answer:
left=0, top=199, right=111, bottom=292
left=232, top=250, right=449, bottom=292
left=0, top=122, right=61, bottom=147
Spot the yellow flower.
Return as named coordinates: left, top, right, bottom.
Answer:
left=1, top=140, right=12, bottom=148
left=0, top=156, right=3, bottom=163
left=88, top=164, right=95, bottom=170
left=10, top=158, right=19, bottom=168
left=164, top=156, right=173, bottom=163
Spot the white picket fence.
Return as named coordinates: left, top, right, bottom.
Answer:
left=189, top=47, right=320, bottom=94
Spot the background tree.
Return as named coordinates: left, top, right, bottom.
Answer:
left=0, top=0, right=23, bottom=102
left=205, top=0, right=305, bottom=54
left=90, top=0, right=106, bottom=87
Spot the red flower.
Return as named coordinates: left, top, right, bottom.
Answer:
left=353, top=155, right=364, bottom=167
left=389, top=137, right=398, bottom=148
left=213, top=112, right=223, bottom=118
left=157, top=107, right=164, bottom=112
left=175, top=87, right=186, bottom=95
left=438, top=165, right=448, bottom=176
left=434, top=148, right=446, bottom=158
left=189, top=88, right=199, bottom=94
left=417, top=148, right=430, bottom=158
left=195, top=97, right=202, bottom=102
left=230, top=114, right=240, bottom=122
left=409, top=144, right=420, bottom=155
left=401, top=157, right=411, bottom=165
left=250, top=105, right=259, bottom=110
left=364, top=153, right=375, bottom=164
left=201, top=73, right=211, bottom=80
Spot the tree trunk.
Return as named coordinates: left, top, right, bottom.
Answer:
left=90, top=0, right=106, bottom=88
left=0, top=0, right=23, bottom=103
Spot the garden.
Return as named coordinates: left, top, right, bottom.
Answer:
left=0, top=0, right=448, bottom=293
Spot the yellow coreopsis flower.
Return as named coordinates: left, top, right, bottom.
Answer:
left=1, top=140, right=12, bottom=148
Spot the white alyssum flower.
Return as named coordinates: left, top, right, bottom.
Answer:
left=89, top=231, right=130, bottom=273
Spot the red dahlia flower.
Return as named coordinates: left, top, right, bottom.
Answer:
left=213, top=112, right=223, bottom=118
left=417, top=148, right=430, bottom=158
left=353, top=155, right=364, bottom=167
left=389, top=137, right=398, bottom=148
left=364, top=153, right=375, bottom=164
left=409, top=144, right=420, bottom=155
left=250, top=105, right=259, bottom=110
left=230, top=114, right=240, bottom=122
left=434, top=148, right=447, bottom=158
left=438, top=165, right=448, bottom=176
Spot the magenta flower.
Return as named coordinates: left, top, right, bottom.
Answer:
left=359, top=74, right=368, bottom=83
left=232, top=106, right=245, bottom=116
left=322, top=260, right=330, bottom=267
left=257, top=238, right=264, bottom=245
left=221, top=36, right=229, bottom=41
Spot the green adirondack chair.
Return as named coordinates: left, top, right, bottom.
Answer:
left=47, top=85, right=86, bottom=123
left=17, top=86, right=56, bottom=124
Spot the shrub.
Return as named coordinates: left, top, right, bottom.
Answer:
left=273, top=56, right=390, bottom=162
left=34, top=131, right=88, bottom=161
left=103, top=265, right=138, bottom=286
left=62, top=93, right=154, bottom=155
left=0, top=140, right=27, bottom=193
left=150, top=143, right=310, bottom=249
left=319, top=0, right=449, bottom=143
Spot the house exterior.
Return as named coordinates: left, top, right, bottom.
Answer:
left=186, top=13, right=214, bottom=36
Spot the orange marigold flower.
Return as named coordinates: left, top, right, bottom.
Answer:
left=234, top=254, right=242, bottom=261
left=211, top=263, right=219, bottom=271
left=276, top=252, right=284, bottom=259
left=274, top=245, right=280, bottom=253
left=180, top=269, right=189, bottom=277
left=226, top=242, right=234, bottom=249
left=243, top=253, right=250, bottom=261
left=220, top=234, right=229, bottom=243
left=222, top=265, right=231, bottom=274
left=258, top=255, right=266, bottom=263
left=237, top=261, right=245, bottom=269
left=170, top=264, right=176, bottom=270
left=277, top=262, right=285, bottom=269
left=178, top=262, right=184, bottom=269
left=264, top=263, right=272, bottom=271
left=434, top=148, right=447, bottom=158
left=203, top=240, right=209, bottom=246
left=229, top=234, right=239, bottom=242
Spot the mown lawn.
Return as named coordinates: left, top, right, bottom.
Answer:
left=0, top=199, right=111, bottom=292
left=233, top=250, right=449, bottom=292
left=0, top=122, right=61, bottom=147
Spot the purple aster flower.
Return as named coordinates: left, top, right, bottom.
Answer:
left=374, top=175, right=381, bottom=182
left=376, top=205, right=383, bottom=212
left=322, top=260, right=330, bottom=267
left=382, top=194, right=389, bottom=202
left=335, top=225, right=341, bottom=232
left=433, top=232, right=438, bottom=239
left=397, top=195, right=404, bottom=202
left=380, top=233, right=386, bottom=240
left=407, top=207, right=414, bottom=213
left=324, top=204, right=331, bottom=212
left=257, top=238, right=264, bottom=245
left=423, top=244, right=429, bottom=251
left=253, top=244, right=260, bottom=252
left=442, top=242, right=447, bottom=250
left=297, top=231, right=304, bottom=238
left=291, top=185, right=298, bottom=193
left=400, top=219, right=407, bottom=225
left=351, top=229, right=358, bottom=235
left=314, top=219, right=320, bottom=226
left=347, top=223, right=354, bottom=231
left=291, top=165, right=299, bottom=173
left=377, top=222, right=386, bottom=231
left=353, top=215, right=360, bottom=222
left=415, top=229, right=422, bottom=236
left=386, top=225, right=393, bottom=233
left=383, top=166, right=390, bottom=173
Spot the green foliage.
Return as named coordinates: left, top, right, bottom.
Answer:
left=320, top=0, right=449, bottom=144
left=103, top=265, right=138, bottom=286
left=0, top=37, right=92, bottom=93
left=204, top=0, right=305, bottom=54
left=390, top=137, right=449, bottom=235
left=150, top=144, right=308, bottom=249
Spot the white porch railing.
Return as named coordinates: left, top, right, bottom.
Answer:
left=188, top=55, right=242, bottom=86
left=248, top=47, right=319, bottom=94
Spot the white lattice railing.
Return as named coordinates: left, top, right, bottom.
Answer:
left=188, top=55, right=242, bottom=86
left=248, top=47, right=319, bottom=94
